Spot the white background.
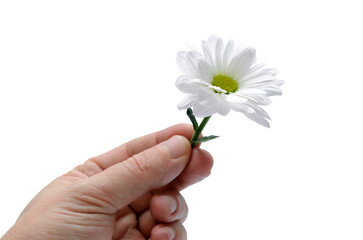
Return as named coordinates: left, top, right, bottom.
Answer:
left=1, top=0, right=362, bottom=239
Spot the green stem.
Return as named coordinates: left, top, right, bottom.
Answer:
left=190, top=116, right=212, bottom=148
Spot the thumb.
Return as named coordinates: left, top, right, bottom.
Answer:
left=82, top=135, right=191, bottom=211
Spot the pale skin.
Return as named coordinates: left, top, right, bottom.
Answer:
left=1, top=124, right=213, bottom=240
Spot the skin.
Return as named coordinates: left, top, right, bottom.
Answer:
left=1, top=124, right=213, bottom=240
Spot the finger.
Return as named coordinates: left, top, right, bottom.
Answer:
left=82, top=135, right=191, bottom=211
left=151, top=222, right=187, bottom=240
left=112, top=207, right=138, bottom=240
left=138, top=190, right=188, bottom=237
left=150, top=190, right=188, bottom=223
left=129, top=192, right=152, bottom=213
left=138, top=210, right=156, bottom=238
left=87, top=124, right=194, bottom=171
left=165, top=148, right=214, bottom=191
left=126, top=147, right=213, bottom=217
left=124, top=148, right=213, bottom=217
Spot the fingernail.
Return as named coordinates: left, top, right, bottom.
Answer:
left=162, top=195, right=177, bottom=214
left=162, top=227, right=175, bottom=240
left=163, top=136, right=186, bottom=159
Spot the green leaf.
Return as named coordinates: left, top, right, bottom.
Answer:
left=186, top=108, right=198, bottom=130
left=193, top=135, right=219, bottom=144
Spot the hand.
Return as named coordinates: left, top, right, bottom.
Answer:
left=2, top=124, right=213, bottom=240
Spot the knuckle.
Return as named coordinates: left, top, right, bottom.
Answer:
left=126, top=154, right=154, bottom=177
left=126, top=146, right=170, bottom=177
left=74, top=158, right=104, bottom=177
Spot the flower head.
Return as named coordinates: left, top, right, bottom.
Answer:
left=176, top=35, right=283, bottom=127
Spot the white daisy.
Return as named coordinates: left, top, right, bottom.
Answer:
left=176, top=35, right=283, bottom=127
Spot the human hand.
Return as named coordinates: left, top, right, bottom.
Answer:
left=2, top=124, right=213, bottom=240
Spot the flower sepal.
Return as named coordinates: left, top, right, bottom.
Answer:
left=192, top=135, right=219, bottom=145
left=187, top=108, right=218, bottom=148
left=187, top=108, right=198, bottom=130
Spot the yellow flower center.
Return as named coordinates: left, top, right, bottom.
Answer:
left=212, top=75, right=238, bottom=93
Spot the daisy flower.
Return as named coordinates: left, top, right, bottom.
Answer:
left=175, top=35, right=283, bottom=146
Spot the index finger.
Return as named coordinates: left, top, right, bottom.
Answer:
left=88, top=124, right=195, bottom=171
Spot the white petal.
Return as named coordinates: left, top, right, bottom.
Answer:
left=177, top=95, right=196, bottom=110
left=176, top=51, right=193, bottom=76
left=243, top=78, right=276, bottom=88
left=228, top=47, right=256, bottom=80
left=203, top=35, right=224, bottom=74
left=275, top=80, right=285, bottom=87
left=236, top=88, right=272, bottom=105
left=222, top=40, right=234, bottom=72
left=196, top=91, right=231, bottom=116
left=175, top=76, right=199, bottom=93
left=222, top=93, right=248, bottom=104
left=197, top=58, right=213, bottom=83
left=202, top=41, right=214, bottom=71
left=249, top=94, right=272, bottom=105
left=197, top=89, right=218, bottom=106
left=244, top=64, right=278, bottom=81
left=206, top=35, right=219, bottom=56
left=207, top=84, right=227, bottom=94
left=236, top=91, right=272, bottom=105
left=244, top=112, right=270, bottom=128
left=242, top=78, right=283, bottom=98
left=242, top=70, right=278, bottom=87
left=192, top=89, right=223, bottom=117
left=214, top=37, right=224, bottom=73
left=237, top=88, right=266, bottom=95
left=245, top=102, right=271, bottom=120
left=193, top=103, right=218, bottom=117
left=263, top=86, right=283, bottom=96
left=186, top=51, right=203, bottom=78
left=217, top=99, right=231, bottom=116
left=230, top=103, right=255, bottom=114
